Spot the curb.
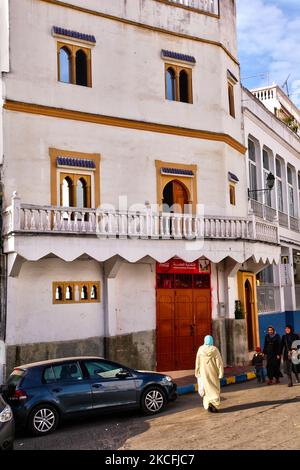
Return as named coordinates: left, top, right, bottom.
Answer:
left=177, top=372, right=256, bottom=395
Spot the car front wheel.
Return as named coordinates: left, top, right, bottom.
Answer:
left=141, top=387, right=166, bottom=415
left=28, top=404, right=59, bottom=437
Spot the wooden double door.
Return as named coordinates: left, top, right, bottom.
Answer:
left=156, top=289, right=211, bottom=371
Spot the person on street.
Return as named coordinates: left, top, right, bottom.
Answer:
left=251, top=347, right=265, bottom=384
left=195, top=335, right=224, bottom=413
left=263, top=326, right=282, bottom=385
left=280, top=325, right=300, bottom=387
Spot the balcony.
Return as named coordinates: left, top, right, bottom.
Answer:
left=165, top=0, right=219, bottom=15
left=3, top=195, right=279, bottom=245
left=250, top=198, right=300, bottom=232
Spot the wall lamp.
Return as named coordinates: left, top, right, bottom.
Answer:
left=248, top=172, right=275, bottom=199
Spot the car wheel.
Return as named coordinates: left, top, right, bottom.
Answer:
left=28, top=404, right=59, bottom=437
left=141, top=386, right=166, bottom=415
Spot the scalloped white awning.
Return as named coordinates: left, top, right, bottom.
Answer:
left=5, top=235, right=281, bottom=268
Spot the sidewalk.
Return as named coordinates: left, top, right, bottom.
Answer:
left=166, top=366, right=257, bottom=395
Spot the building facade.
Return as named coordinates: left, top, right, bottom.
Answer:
left=0, top=0, right=280, bottom=381
left=243, top=86, right=300, bottom=343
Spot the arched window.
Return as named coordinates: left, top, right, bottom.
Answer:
left=55, top=286, right=63, bottom=301
left=65, top=285, right=73, bottom=301
left=76, top=178, right=87, bottom=208
left=76, top=50, right=88, bottom=86
left=59, top=47, right=72, bottom=83
left=62, top=177, right=73, bottom=207
left=179, top=70, right=189, bottom=103
left=166, top=67, right=176, bottom=101
left=90, top=285, right=98, bottom=300
left=81, top=285, right=88, bottom=300
left=165, top=64, right=192, bottom=103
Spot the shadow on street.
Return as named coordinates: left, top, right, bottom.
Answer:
left=221, top=395, right=300, bottom=413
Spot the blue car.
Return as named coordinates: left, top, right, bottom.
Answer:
left=0, top=394, right=14, bottom=450
left=3, top=356, right=177, bottom=436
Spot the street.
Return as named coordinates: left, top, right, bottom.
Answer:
left=15, top=378, right=300, bottom=450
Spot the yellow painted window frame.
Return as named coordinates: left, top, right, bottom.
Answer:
left=228, top=81, right=235, bottom=118
left=50, top=148, right=101, bottom=209
left=165, top=63, right=193, bottom=104
left=155, top=160, right=197, bottom=213
left=53, top=281, right=101, bottom=304
left=229, top=183, right=236, bottom=206
left=57, top=41, right=92, bottom=87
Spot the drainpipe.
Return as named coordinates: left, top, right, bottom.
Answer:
left=0, top=180, right=7, bottom=383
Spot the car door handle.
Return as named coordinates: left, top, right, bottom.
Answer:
left=52, top=388, right=62, bottom=393
left=92, top=383, right=103, bottom=389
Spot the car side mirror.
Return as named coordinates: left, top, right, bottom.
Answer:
left=116, top=370, right=131, bottom=379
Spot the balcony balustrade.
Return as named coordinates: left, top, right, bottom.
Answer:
left=3, top=194, right=279, bottom=245
left=165, top=0, right=219, bottom=14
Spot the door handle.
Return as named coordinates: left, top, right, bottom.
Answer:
left=52, top=388, right=62, bottom=393
left=92, top=383, right=103, bottom=389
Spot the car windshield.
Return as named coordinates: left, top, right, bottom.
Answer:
left=7, top=368, right=26, bottom=387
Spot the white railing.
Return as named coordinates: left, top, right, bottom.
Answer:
left=166, top=0, right=218, bottom=14
left=3, top=194, right=280, bottom=244
left=255, top=219, right=279, bottom=244
left=290, top=216, right=299, bottom=232
left=278, top=211, right=289, bottom=228
left=250, top=199, right=277, bottom=222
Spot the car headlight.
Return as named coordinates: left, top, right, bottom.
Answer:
left=162, top=375, right=173, bottom=384
left=0, top=405, right=13, bottom=423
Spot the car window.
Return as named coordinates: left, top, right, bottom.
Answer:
left=43, top=366, right=56, bottom=384
left=7, top=369, right=26, bottom=387
left=52, top=362, right=83, bottom=382
left=83, top=360, right=124, bottom=379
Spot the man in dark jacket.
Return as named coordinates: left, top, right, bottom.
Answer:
left=280, top=325, right=300, bottom=387
left=263, top=326, right=282, bottom=385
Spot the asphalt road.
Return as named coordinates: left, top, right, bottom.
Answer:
left=15, top=378, right=300, bottom=450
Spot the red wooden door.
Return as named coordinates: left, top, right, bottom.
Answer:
left=193, top=289, right=212, bottom=352
left=156, top=288, right=212, bottom=371
left=156, top=290, right=175, bottom=371
left=174, top=289, right=194, bottom=370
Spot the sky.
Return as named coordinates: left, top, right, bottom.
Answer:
left=236, top=0, right=300, bottom=107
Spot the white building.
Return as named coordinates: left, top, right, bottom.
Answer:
left=243, top=86, right=300, bottom=342
left=0, top=0, right=280, bottom=381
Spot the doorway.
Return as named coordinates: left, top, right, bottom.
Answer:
left=162, top=180, right=189, bottom=213
left=237, top=272, right=259, bottom=351
left=156, top=261, right=212, bottom=371
left=245, top=280, right=254, bottom=351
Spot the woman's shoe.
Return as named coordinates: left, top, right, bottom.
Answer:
left=267, top=380, right=273, bottom=385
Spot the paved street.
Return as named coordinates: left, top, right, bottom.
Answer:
left=15, top=378, right=300, bottom=450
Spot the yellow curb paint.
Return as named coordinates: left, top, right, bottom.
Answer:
left=226, top=376, right=236, bottom=384
left=247, top=372, right=256, bottom=380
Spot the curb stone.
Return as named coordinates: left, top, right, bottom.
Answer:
left=177, top=372, right=257, bottom=395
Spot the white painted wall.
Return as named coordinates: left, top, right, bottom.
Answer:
left=6, top=259, right=104, bottom=345
left=111, top=262, right=156, bottom=336
left=3, top=111, right=248, bottom=218
left=5, top=0, right=242, bottom=142
left=56, top=0, right=237, bottom=57
left=0, top=0, right=9, bottom=166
